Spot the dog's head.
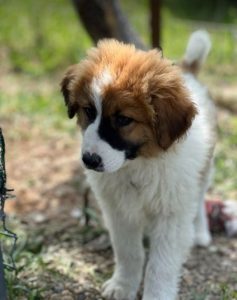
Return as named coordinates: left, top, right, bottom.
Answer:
left=61, top=40, right=197, bottom=173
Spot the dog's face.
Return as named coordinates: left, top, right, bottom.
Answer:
left=61, top=40, right=197, bottom=173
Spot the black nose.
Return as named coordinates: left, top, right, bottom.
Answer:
left=82, top=152, right=103, bottom=171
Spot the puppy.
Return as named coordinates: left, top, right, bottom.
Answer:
left=61, top=30, right=215, bottom=300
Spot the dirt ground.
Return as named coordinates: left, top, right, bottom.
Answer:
left=1, top=114, right=237, bottom=300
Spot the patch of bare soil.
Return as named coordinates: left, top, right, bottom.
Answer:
left=2, top=117, right=237, bottom=300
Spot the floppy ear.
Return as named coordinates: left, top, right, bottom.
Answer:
left=60, top=65, right=79, bottom=119
left=151, top=83, right=197, bottom=150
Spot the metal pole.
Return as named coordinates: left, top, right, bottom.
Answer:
left=0, top=244, right=7, bottom=300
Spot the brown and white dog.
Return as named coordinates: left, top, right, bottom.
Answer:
left=61, top=31, right=215, bottom=300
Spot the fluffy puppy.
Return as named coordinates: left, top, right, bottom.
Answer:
left=61, top=30, right=215, bottom=300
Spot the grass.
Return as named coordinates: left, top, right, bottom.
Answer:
left=3, top=222, right=45, bottom=299
left=0, top=0, right=92, bottom=76
left=220, top=283, right=237, bottom=300
left=215, top=115, right=237, bottom=198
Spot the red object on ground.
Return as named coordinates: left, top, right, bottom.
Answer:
left=206, top=199, right=237, bottom=236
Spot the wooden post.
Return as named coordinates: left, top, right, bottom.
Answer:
left=0, top=245, right=7, bottom=300
left=150, top=0, right=161, bottom=48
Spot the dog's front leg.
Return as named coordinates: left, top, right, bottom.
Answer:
left=143, top=217, right=194, bottom=300
left=102, top=209, right=145, bottom=300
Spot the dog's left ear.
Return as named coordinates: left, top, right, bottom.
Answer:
left=151, top=81, right=197, bottom=150
left=60, top=64, right=79, bottom=119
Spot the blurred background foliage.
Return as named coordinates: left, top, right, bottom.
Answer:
left=165, top=0, right=237, bottom=23
left=0, top=0, right=236, bottom=76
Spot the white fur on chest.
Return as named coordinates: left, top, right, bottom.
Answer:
left=86, top=145, right=202, bottom=227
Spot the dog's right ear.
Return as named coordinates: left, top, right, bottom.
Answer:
left=60, top=64, right=79, bottom=119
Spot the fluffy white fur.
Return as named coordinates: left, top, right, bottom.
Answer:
left=83, top=31, right=214, bottom=300
left=183, top=30, right=212, bottom=67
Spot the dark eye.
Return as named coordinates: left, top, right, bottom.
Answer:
left=83, top=106, right=96, bottom=122
left=115, top=115, right=133, bottom=127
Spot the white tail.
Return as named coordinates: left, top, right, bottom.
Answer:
left=182, top=30, right=212, bottom=74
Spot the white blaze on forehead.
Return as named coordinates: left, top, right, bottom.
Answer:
left=81, top=69, right=125, bottom=173
left=91, top=69, right=113, bottom=113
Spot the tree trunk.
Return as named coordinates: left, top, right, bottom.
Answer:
left=71, top=0, right=147, bottom=50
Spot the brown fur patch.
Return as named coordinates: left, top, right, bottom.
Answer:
left=180, top=59, right=200, bottom=76
left=61, top=39, right=197, bottom=156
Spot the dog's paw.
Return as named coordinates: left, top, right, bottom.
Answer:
left=194, top=230, right=212, bottom=247
left=102, top=277, right=137, bottom=300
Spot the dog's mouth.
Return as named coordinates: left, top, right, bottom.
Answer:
left=85, top=165, right=104, bottom=172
